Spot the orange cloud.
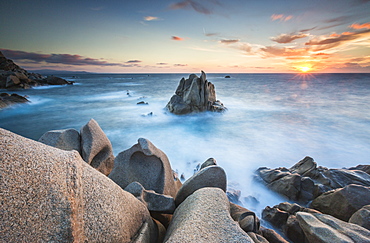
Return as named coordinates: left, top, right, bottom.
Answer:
left=171, top=36, right=184, bottom=41
left=271, top=14, right=293, bottom=22
left=144, top=16, right=159, bottom=21
left=271, top=33, right=308, bottom=43
left=350, top=22, right=370, bottom=30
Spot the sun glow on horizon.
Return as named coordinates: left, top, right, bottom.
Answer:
left=298, top=66, right=311, bottom=73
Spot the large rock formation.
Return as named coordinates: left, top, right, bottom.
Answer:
left=163, top=187, right=254, bottom=242
left=0, top=50, right=72, bottom=89
left=0, top=128, right=158, bottom=242
left=0, top=92, right=30, bottom=109
left=166, top=71, right=226, bottom=115
left=109, top=138, right=179, bottom=198
left=256, top=156, right=370, bottom=203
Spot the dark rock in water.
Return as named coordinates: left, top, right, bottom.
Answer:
left=137, top=101, right=149, bottom=105
left=256, top=156, right=370, bottom=203
left=166, top=71, right=227, bottom=115
left=0, top=93, right=30, bottom=109
left=0, top=51, right=72, bottom=89
left=225, top=75, right=231, bottom=78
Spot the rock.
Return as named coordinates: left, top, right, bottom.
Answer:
left=227, top=189, right=242, bottom=204
left=349, top=165, right=370, bottom=175
left=124, top=182, right=176, bottom=214
left=247, top=232, right=269, bottom=243
left=80, top=119, right=114, bottom=176
left=262, top=206, right=290, bottom=227
left=230, top=202, right=260, bottom=233
left=259, top=226, right=290, bottom=243
left=296, top=212, right=370, bottom=243
left=283, top=215, right=307, bottom=243
left=137, top=101, right=149, bottom=105
left=200, top=157, right=217, bottom=170
left=256, top=156, right=370, bottom=203
left=0, top=93, right=30, bottom=109
left=166, top=71, right=227, bottom=115
left=310, top=184, right=370, bottom=221
left=6, top=75, right=20, bottom=87
left=164, top=187, right=254, bottom=242
left=174, top=165, right=227, bottom=206
left=0, top=128, right=158, bottom=242
left=46, top=76, right=72, bottom=85
left=38, top=128, right=81, bottom=153
left=349, top=205, right=370, bottom=230
left=109, top=138, right=178, bottom=198
left=225, top=75, right=231, bottom=78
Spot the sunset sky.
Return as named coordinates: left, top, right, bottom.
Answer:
left=1, top=0, right=370, bottom=73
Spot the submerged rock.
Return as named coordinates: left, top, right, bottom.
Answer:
left=166, top=71, right=227, bottom=115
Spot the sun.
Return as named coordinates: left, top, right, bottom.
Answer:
left=298, top=66, right=311, bottom=73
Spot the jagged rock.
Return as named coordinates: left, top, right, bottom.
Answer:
left=0, top=128, right=158, bottom=242
left=0, top=51, right=71, bottom=89
left=349, top=205, right=370, bottom=230
left=256, top=156, right=370, bottom=203
left=247, top=232, right=269, bottom=243
left=262, top=206, right=290, bottom=227
left=227, top=189, right=242, bottom=204
left=109, top=138, right=178, bottom=198
left=349, top=165, right=370, bottom=175
left=0, top=93, right=30, bottom=109
left=310, top=184, right=370, bottom=221
left=174, top=165, right=227, bottom=206
left=38, top=128, right=81, bottom=153
left=296, top=212, right=370, bottom=243
left=124, top=182, right=176, bottom=214
left=164, top=187, right=254, bottom=242
left=80, top=119, right=114, bottom=176
left=166, top=71, right=227, bottom=115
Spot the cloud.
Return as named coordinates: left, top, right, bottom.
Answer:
left=220, top=39, right=239, bottom=44
left=350, top=22, right=370, bottom=29
left=0, top=49, right=134, bottom=67
left=125, top=60, right=142, bottom=63
left=174, top=64, right=188, bottom=66
left=260, top=46, right=309, bottom=57
left=169, top=0, right=220, bottom=15
left=271, top=33, right=309, bottom=44
left=271, top=14, right=293, bottom=22
left=305, top=29, right=370, bottom=47
left=144, top=16, right=160, bottom=21
left=156, top=62, right=169, bottom=65
left=171, top=36, right=184, bottom=41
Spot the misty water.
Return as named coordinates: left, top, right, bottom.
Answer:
left=1, top=73, right=370, bottom=219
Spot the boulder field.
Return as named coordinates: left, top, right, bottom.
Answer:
left=2, top=119, right=370, bottom=242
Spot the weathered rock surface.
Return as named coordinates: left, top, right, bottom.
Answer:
left=80, top=119, right=114, bottom=176
left=296, top=212, right=370, bottom=243
left=0, top=93, right=30, bottom=109
left=257, top=156, right=370, bottom=203
left=0, top=50, right=72, bottom=89
left=109, top=138, right=178, bottom=198
left=310, top=184, right=370, bottom=221
left=124, top=181, right=176, bottom=214
left=175, top=165, right=227, bottom=206
left=230, top=202, right=260, bottom=233
left=349, top=164, right=370, bottom=175
left=349, top=205, right=370, bottom=230
left=166, top=71, right=227, bottom=115
left=0, top=128, right=158, bottom=242
left=39, top=128, right=81, bottom=153
left=259, top=226, right=290, bottom=243
left=164, top=187, right=253, bottom=242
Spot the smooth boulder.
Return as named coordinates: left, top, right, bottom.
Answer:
left=349, top=205, right=370, bottom=230
left=175, top=165, right=227, bottom=206
left=39, top=128, right=81, bottom=153
left=0, top=128, right=157, bottom=242
left=80, top=119, right=114, bottom=175
left=109, top=138, right=178, bottom=198
left=296, top=212, right=370, bottom=243
left=164, top=187, right=253, bottom=242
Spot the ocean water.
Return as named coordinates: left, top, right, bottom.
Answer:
left=1, top=73, right=370, bottom=216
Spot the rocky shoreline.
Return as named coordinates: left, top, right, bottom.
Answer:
left=0, top=51, right=72, bottom=109
left=2, top=119, right=370, bottom=242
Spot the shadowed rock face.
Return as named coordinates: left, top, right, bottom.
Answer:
left=109, top=138, right=178, bottom=198
left=166, top=71, right=227, bottom=115
left=0, top=128, right=157, bottom=242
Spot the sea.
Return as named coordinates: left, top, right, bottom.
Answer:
left=1, top=72, right=370, bottom=218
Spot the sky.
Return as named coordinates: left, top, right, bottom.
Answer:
left=1, top=0, right=370, bottom=73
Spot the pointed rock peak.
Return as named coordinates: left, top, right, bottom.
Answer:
left=200, top=70, right=206, bottom=82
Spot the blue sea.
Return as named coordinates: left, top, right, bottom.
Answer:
left=1, top=72, right=370, bottom=216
